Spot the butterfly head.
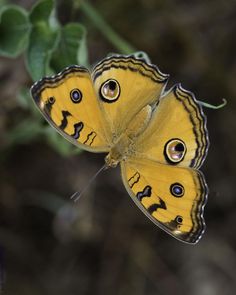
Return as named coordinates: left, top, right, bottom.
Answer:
left=105, top=154, right=119, bottom=168
left=105, top=149, right=122, bottom=168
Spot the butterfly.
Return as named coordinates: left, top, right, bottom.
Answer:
left=31, top=54, right=209, bottom=244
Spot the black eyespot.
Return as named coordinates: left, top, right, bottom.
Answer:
left=70, top=89, right=82, bottom=103
left=100, top=79, right=120, bottom=103
left=108, top=80, right=117, bottom=91
left=44, top=96, right=55, bottom=113
left=48, top=96, right=55, bottom=104
left=170, top=183, right=184, bottom=198
left=175, top=215, right=183, bottom=224
left=175, top=143, right=185, bottom=152
left=164, top=138, right=186, bottom=164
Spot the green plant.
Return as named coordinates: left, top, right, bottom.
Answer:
left=0, top=0, right=135, bottom=156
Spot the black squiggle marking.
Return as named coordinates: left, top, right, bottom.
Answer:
left=59, top=111, right=71, bottom=130
left=148, top=204, right=159, bottom=214
left=128, top=172, right=140, bottom=188
left=71, top=122, right=84, bottom=139
left=136, top=185, right=152, bottom=201
left=147, top=198, right=167, bottom=214
left=83, top=131, right=97, bottom=145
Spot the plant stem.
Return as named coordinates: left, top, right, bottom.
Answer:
left=80, top=1, right=136, bottom=54
left=198, top=98, right=227, bottom=109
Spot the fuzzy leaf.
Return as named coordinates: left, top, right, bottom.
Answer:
left=50, top=23, right=88, bottom=72
left=26, top=23, right=59, bottom=81
left=0, top=5, right=31, bottom=57
left=29, top=0, right=54, bottom=24
left=26, top=0, right=60, bottom=81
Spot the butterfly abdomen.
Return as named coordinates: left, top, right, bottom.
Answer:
left=125, top=105, right=152, bottom=139
left=105, top=104, right=153, bottom=167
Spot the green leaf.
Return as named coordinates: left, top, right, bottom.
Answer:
left=77, top=27, right=89, bottom=68
left=29, top=0, right=59, bottom=32
left=0, top=5, right=31, bottom=57
left=29, top=0, right=55, bottom=25
left=26, top=23, right=59, bottom=81
left=50, top=23, right=88, bottom=72
left=26, top=0, right=60, bottom=81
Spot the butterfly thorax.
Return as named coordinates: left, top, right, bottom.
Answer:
left=105, top=136, right=132, bottom=168
left=105, top=105, right=152, bottom=168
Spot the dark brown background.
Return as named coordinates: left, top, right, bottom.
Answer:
left=1, top=0, right=236, bottom=294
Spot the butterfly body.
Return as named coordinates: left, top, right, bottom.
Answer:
left=105, top=104, right=153, bottom=167
left=31, top=55, right=209, bottom=244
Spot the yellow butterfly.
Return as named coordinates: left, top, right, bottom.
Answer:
left=31, top=55, right=209, bottom=244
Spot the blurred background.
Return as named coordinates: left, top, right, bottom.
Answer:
left=0, top=0, right=236, bottom=294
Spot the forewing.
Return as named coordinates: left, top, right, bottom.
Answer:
left=92, top=55, right=169, bottom=139
left=31, top=66, right=110, bottom=152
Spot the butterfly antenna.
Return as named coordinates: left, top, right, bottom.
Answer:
left=70, top=163, right=108, bottom=203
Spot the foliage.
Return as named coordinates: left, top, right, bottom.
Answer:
left=0, top=0, right=88, bottom=155
left=0, top=0, right=135, bottom=156
left=0, top=0, right=88, bottom=79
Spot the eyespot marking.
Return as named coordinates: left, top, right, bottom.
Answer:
left=164, top=138, right=186, bottom=164
left=167, top=215, right=184, bottom=230
left=44, top=96, right=55, bottom=113
left=175, top=215, right=183, bottom=224
left=70, top=88, right=82, bottom=103
left=48, top=96, right=55, bottom=104
left=100, top=79, right=120, bottom=103
left=170, top=183, right=185, bottom=198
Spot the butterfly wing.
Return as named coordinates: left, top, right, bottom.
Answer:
left=121, top=158, right=207, bottom=244
left=31, top=56, right=168, bottom=152
left=92, top=55, right=169, bottom=139
left=121, top=84, right=209, bottom=243
left=31, top=66, right=110, bottom=152
left=133, top=84, right=209, bottom=169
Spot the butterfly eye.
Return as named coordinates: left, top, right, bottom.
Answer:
left=164, top=138, right=186, bottom=164
left=170, top=183, right=184, bottom=197
left=100, top=79, right=120, bottom=103
left=70, top=88, right=82, bottom=103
